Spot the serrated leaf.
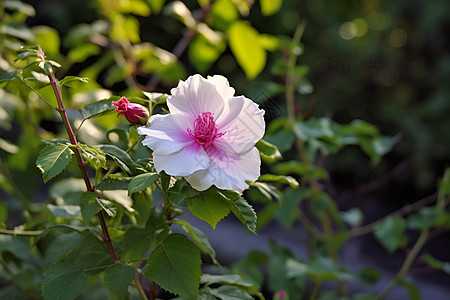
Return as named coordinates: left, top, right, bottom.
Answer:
left=60, top=76, right=89, bottom=87
left=176, top=220, right=218, bottom=265
left=128, top=173, right=159, bottom=195
left=143, top=234, right=201, bottom=300
left=78, top=144, right=107, bottom=170
left=96, top=176, right=131, bottom=191
left=374, top=216, right=406, bottom=253
left=258, top=174, right=299, bottom=188
left=80, top=192, right=101, bottom=224
left=42, top=264, right=87, bottom=300
left=101, top=144, right=137, bottom=175
left=229, top=198, right=257, bottom=233
left=36, top=144, right=74, bottom=183
left=186, top=187, right=231, bottom=229
left=47, top=204, right=81, bottom=218
left=79, top=99, right=117, bottom=120
left=121, top=227, right=151, bottom=262
left=228, top=21, right=266, bottom=79
left=104, top=263, right=135, bottom=300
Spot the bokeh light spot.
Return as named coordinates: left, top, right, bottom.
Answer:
left=390, top=28, right=408, bottom=47
left=339, top=21, right=358, bottom=40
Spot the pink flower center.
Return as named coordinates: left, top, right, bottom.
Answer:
left=188, top=112, right=225, bottom=146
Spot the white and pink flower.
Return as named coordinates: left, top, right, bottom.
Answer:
left=137, top=74, right=265, bottom=192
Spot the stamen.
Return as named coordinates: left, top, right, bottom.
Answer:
left=188, top=112, right=225, bottom=146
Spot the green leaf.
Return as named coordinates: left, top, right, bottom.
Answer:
left=357, top=267, right=381, bottom=286
left=47, top=204, right=81, bottom=218
left=145, top=208, right=170, bottom=245
left=104, top=263, right=135, bottom=300
left=36, top=144, right=74, bottom=183
left=422, top=254, right=450, bottom=274
left=374, top=216, right=406, bottom=253
left=79, top=98, right=117, bottom=120
left=201, top=274, right=256, bottom=288
left=96, top=199, right=117, bottom=217
left=96, top=176, right=131, bottom=191
left=0, top=71, right=22, bottom=86
left=122, top=227, right=151, bottom=262
left=202, top=286, right=253, bottom=300
left=176, top=220, right=218, bottom=265
left=189, top=32, right=226, bottom=72
left=78, top=144, right=107, bottom=170
left=42, top=264, right=87, bottom=300
left=260, top=0, right=283, bottom=16
left=60, top=76, right=89, bottom=87
left=228, top=21, right=266, bottom=79
left=143, top=233, right=202, bottom=300
left=339, top=208, right=363, bottom=227
left=258, top=174, right=299, bottom=188
left=395, top=278, right=421, bottom=300
left=256, top=139, right=282, bottom=163
left=80, top=192, right=101, bottom=224
left=229, top=198, right=257, bottom=233
left=128, top=173, right=159, bottom=195
left=250, top=182, right=283, bottom=203
left=101, top=144, right=137, bottom=175
left=274, top=188, right=306, bottom=228
left=186, top=187, right=232, bottom=229
left=407, top=207, right=446, bottom=229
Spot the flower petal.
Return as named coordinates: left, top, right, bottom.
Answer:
left=184, top=169, right=215, bottom=191
left=168, top=74, right=225, bottom=122
left=137, top=114, right=193, bottom=155
left=207, top=75, right=235, bottom=100
left=185, top=146, right=260, bottom=192
left=153, top=143, right=210, bottom=177
left=215, top=96, right=265, bottom=155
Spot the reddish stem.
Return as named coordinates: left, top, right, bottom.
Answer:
left=48, top=71, right=119, bottom=263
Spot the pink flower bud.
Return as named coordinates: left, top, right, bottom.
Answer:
left=276, top=290, right=288, bottom=300
left=112, top=97, right=149, bottom=125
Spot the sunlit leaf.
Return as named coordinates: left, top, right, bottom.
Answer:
left=128, top=173, right=159, bottom=195
left=36, top=144, right=74, bottom=183
left=228, top=21, right=266, bottom=79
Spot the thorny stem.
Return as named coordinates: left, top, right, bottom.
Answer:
left=47, top=69, right=119, bottom=264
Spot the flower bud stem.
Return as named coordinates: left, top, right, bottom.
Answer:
left=48, top=71, right=119, bottom=263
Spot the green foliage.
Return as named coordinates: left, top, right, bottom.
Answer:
left=128, top=172, right=159, bottom=195
left=104, top=263, right=135, bottom=300
left=186, top=187, right=232, bottom=229
left=41, top=264, right=88, bottom=300
left=1, top=0, right=449, bottom=299
left=228, top=21, right=267, bottom=79
left=143, top=233, right=202, bottom=300
left=374, top=216, right=407, bottom=253
left=36, top=144, right=74, bottom=183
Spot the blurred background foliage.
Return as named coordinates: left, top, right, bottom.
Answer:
left=1, top=0, right=450, bottom=299
left=8, top=0, right=447, bottom=195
